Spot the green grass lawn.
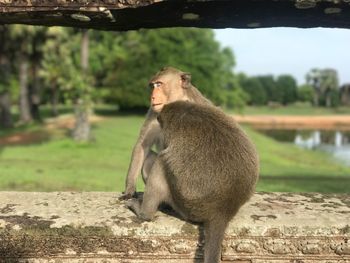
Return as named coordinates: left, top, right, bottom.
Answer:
left=0, top=115, right=143, bottom=191
left=246, top=128, right=350, bottom=192
left=0, top=113, right=349, bottom=193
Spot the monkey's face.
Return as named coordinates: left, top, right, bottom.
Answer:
left=149, top=80, right=167, bottom=112
left=149, top=72, right=189, bottom=113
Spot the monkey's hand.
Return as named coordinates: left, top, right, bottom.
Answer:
left=118, top=185, right=139, bottom=200
left=118, top=191, right=135, bottom=200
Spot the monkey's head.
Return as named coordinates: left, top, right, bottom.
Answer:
left=149, top=67, right=193, bottom=113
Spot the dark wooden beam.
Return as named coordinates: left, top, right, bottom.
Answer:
left=1, top=0, right=350, bottom=30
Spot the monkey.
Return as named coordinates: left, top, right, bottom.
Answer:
left=127, top=101, right=259, bottom=263
left=120, top=67, right=212, bottom=200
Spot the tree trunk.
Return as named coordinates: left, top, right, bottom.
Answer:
left=73, top=29, right=91, bottom=142
left=73, top=100, right=91, bottom=142
left=19, top=54, right=32, bottom=124
left=30, top=65, right=41, bottom=121
left=30, top=38, right=42, bottom=122
left=345, top=89, right=350, bottom=106
left=313, top=90, right=319, bottom=106
left=325, top=92, right=332, bottom=108
left=0, top=26, right=12, bottom=128
left=81, top=29, right=89, bottom=72
left=51, top=81, right=59, bottom=117
left=0, top=91, right=13, bottom=128
left=340, top=86, right=350, bottom=106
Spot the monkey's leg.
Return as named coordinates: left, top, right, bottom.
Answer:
left=141, top=150, right=157, bottom=183
left=120, top=150, right=157, bottom=201
left=203, top=217, right=229, bottom=263
left=128, top=158, right=172, bottom=221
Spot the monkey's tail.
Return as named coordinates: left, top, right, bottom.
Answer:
left=203, top=217, right=230, bottom=263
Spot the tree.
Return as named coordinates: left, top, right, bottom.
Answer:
left=340, top=84, right=350, bottom=106
left=220, top=48, right=249, bottom=110
left=322, top=69, right=339, bottom=107
left=41, top=28, right=93, bottom=141
left=276, top=75, right=297, bottom=105
left=41, top=27, right=70, bottom=116
left=16, top=28, right=32, bottom=123
left=9, top=25, right=36, bottom=124
left=5, top=25, right=48, bottom=124
left=257, top=75, right=283, bottom=104
left=297, top=84, right=314, bottom=103
left=72, top=29, right=92, bottom=142
left=224, top=83, right=249, bottom=110
left=306, top=68, right=339, bottom=107
left=89, top=28, right=239, bottom=109
left=238, top=74, right=267, bottom=105
left=0, top=25, right=14, bottom=128
left=29, top=27, right=47, bottom=121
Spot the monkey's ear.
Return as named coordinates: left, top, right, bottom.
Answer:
left=181, top=73, right=192, bottom=89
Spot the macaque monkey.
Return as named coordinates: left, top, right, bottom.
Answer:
left=127, top=101, right=259, bottom=263
left=121, top=67, right=212, bottom=199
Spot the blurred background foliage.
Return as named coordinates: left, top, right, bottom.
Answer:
left=1, top=25, right=348, bottom=124
left=0, top=25, right=349, bottom=193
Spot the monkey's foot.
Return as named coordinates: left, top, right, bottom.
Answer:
left=126, top=199, right=141, bottom=214
left=126, top=199, right=153, bottom=222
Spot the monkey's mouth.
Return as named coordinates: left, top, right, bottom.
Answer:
left=152, top=103, right=164, bottom=112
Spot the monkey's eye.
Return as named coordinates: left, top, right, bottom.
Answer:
left=149, top=81, right=162, bottom=89
left=154, top=82, right=162, bottom=88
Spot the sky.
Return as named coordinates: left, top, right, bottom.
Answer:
left=214, top=28, right=350, bottom=85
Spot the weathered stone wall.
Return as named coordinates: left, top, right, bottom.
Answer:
left=1, top=0, right=350, bottom=30
left=0, top=192, right=349, bottom=262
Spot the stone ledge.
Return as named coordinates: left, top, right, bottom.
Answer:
left=0, top=192, right=349, bottom=262
left=1, top=0, right=350, bottom=30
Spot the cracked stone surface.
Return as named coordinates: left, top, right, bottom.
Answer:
left=0, top=192, right=349, bottom=262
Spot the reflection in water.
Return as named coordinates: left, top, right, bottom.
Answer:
left=335, top=132, right=342, bottom=147
left=260, top=129, right=350, bottom=166
left=295, top=131, right=321, bottom=149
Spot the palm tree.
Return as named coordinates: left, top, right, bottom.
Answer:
left=306, top=68, right=339, bottom=107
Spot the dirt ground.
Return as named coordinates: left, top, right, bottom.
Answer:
left=1, top=114, right=350, bottom=146
left=233, top=115, right=350, bottom=130
left=0, top=115, right=103, bottom=146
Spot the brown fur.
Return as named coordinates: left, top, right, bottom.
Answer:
left=128, top=101, right=259, bottom=263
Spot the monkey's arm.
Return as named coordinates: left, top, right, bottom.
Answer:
left=121, top=110, right=159, bottom=199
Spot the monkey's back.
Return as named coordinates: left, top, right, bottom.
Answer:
left=160, top=101, right=259, bottom=222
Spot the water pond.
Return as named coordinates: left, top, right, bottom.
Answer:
left=257, top=129, right=350, bottom=166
